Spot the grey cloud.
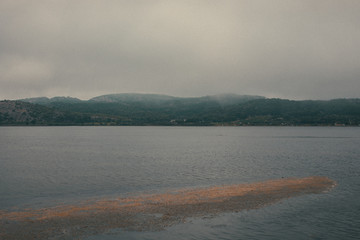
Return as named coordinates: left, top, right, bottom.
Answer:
left=1, top=0, right=360, bottom=100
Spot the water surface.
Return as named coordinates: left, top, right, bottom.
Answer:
left=0, top=126, right=359, bottom=239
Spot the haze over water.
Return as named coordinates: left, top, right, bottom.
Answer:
left=0, top=126, right=359, bottom=239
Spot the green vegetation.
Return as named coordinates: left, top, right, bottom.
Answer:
left=1, top=94, right=360, bottom=126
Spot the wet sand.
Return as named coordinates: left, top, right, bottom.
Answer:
left=0, top=176, right=335, bottom=240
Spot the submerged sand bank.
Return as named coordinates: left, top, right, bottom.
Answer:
left=0, top=176, right=335, bottom=239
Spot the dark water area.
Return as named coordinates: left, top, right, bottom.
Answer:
left=0, top=126, right=359, bottom=239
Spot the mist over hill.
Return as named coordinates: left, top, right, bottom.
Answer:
left=1, top=93, right=360, bottom=126
left=89, top=93, right=178, bottom=103
left=19, top=96, right=83, bottom=105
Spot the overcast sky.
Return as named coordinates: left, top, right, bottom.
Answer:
left=1, top=0, right=360, bottom=100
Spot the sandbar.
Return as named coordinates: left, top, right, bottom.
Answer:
left=0, top=176, right=335, bottom=240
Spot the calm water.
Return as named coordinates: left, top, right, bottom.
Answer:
left=0, top=126, right=359, bottom=239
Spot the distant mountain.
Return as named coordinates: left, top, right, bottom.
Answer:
left=196, top=94, right=265, bottom=106
left=89, top=93, right=178, bottom=103
left=0, top=100, right=121, bottom=126
left=223, top=98, right=360, bottom=126
left=20, top=96, right=83, bottom=105
left=0, top=100, right=64, bottom=125
left=89, top=93, right=264, bottom=106
left=19, top=93, right=264, bottom=106
left=1, top=93, right=359, bottom=126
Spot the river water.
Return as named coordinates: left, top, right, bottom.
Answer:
left=0, top=126, right=359, bottom=239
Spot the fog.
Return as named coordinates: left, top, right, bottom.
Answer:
left=1, top=0, right=360, bottom=100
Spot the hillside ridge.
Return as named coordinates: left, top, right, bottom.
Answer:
left=1, top=94, right=359, bottom=126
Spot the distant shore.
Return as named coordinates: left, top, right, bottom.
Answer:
left=1, top=96, right=360, bottom=126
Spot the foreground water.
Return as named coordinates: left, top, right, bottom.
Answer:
left=0, top=126, right=359, bottom=239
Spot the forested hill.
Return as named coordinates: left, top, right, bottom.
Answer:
left=1, top=93, right=360, bottom=126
